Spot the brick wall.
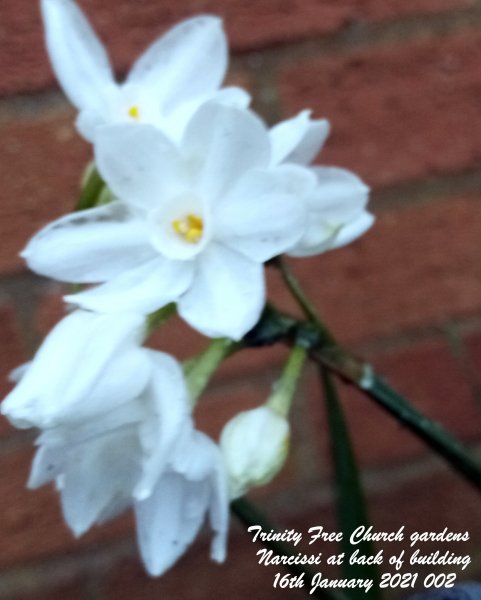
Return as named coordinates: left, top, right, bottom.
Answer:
left=1, top=1, right=481, bottom=598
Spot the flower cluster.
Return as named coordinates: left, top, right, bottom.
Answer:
left=2, top=0, right=374, bottom=577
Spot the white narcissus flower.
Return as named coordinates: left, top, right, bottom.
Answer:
left=41, top=0, right=249, bottom=142
left=270, top=110, right=375, bottom=256
left=22, top=103, right=314, bottom=340
left=29, top=410, right=228, bottom=577
left=220, top=405, right=290, bottom=499
left=135, top=428, right=228, bottom=575
left=1, top=309, right=150, bottom=429
left=8, top=335, right=228, bottom=577
left=287, top=166, right=374, bottom=257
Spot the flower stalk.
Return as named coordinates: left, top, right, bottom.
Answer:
left=145, top=303, right=177, bottom=336
left=184, top=337, right=238, bottom=403
left=220, top=343, right=307, bottom=500
left=268, top=344, right=307, bottom=417
left=258, top=261, right=481, bottom=493
left=272, top=256, right=335, bottom=344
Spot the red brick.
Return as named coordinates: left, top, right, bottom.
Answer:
left=35, top=286, right=68, bottom=339
left=279, top=30, right=481, bottom=188
left=2, top=578, right=85, bottom=600
left=0, top=446, right=133, bottom=568
left=0, top=110, right=90, bottom=273
left=269, top=196, right=481, bottom=345
left=464, top=328, right=481, bottom=388
left=0, top=0, right=472, bottom=95
left=367, top=466, right=481, bottom=600
left=306, top=336, right=481, bottom=468
left=0, top=301, right=28, bottom=439
left=370, top=466, right=481, bottom=549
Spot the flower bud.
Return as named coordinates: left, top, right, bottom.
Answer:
left=220, top=405, right=290, bottom=499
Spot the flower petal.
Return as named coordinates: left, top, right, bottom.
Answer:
left=287, top=222, right=339, bottom=257
left=135, top=472, right=210, bottom=576
left=41, top=0, right=116, bottom=112
left=1, top=310, right=148, bottom=429
left=270, top=110, right=330, bottom=166
left=182, top=103, right=270, bottom=201
left=178, top=243, right=265, bottom=340
left=8, top=363, right=31, bottom=384
left=64, top=257, right=193, bottom=315
left=215, top=166, right=312, bottom=262
left=22, top=202, right=155, bottom=283
left=76, top=109, right=106, bottom=142
left=308, top=166, right=370, bottom=221
left=160, top=86, right=252, bottom=145
left=95, top=125, right=184, bottom=210
left=207, top=450, right=229, bottom=563
left=135, top=352, right=192, bottom=500
left=60, top=427, right=140, bottom=536
left=36, top=400, right=147, bottom=447
left=288, top=166, right=372, bottom=257
left=127, top=16, right=227, bottom=114
left=64, top=346, right=152, bottom=423
left=171, top=430, right=218, bottom=481
left=28, top=444, right=65, bottom=489
left=210, top=86, right=251, bottom=110
left=330, top=212, right=375, bottom=250
left=171, top=430, right=228, bottom=563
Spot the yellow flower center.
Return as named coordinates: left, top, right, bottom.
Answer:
left=128, top=105, right=140, bottom=120
left=172, top=214, right=204, bottom=244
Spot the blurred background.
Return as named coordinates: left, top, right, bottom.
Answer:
left=0, top=0, right=481, bottom=598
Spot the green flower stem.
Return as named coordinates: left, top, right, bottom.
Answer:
left=307, top=335, right=481, bottom=491
left=75, top=164, right=105, bottom=211
left=321, top=367, right=382, bottom=600
left=231, top=498, right=348, bottom=600
left=145, top=303, right=177, bottom=336
left=363, top=374, right=481, bottom=489
left=184, top=337, right=239, bottom=403
left=265, top=259, right=481, bottom=492
left=273, top=257, right=335, bottom=344
left=268, top=344, right=307, bottom=417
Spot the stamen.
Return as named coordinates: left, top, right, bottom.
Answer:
left=128, top=105, right=140, bottom=120
left=172, top=214, right=204, bottom=244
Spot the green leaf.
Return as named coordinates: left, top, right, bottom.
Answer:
left=321, top=367, right=382, bottom=600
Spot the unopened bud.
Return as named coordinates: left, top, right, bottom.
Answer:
left=220, top=405, right=290, bottom=499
